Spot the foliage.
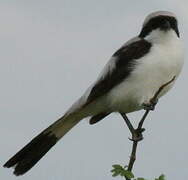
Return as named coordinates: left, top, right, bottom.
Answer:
left=111, top=164, right=165, bottom=180
left=111, top=164, right=134, bottom=179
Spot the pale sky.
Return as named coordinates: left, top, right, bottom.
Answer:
left=1, top=1, right=188, bottom=180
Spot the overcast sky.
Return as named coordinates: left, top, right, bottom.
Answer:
left=1, top=1, right=188, bottom=180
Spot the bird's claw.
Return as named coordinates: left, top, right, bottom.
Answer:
left=142, top=99, right=158, bottom=111
left=129, top=128, right=145, bottom=142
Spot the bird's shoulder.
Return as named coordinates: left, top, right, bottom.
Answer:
left=84, top=37, right=152, bottom=105
left=113, top=37, right=152, bottom=60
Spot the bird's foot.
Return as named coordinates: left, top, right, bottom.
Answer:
left=129, top=128, right=145, bottom=142
left=142, top=98, right=158, bottom=111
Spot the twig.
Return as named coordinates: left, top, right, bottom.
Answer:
left=121, top=76, right=176, bottom=180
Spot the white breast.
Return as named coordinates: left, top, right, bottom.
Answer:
left=107, top=30, right=184, bottom=113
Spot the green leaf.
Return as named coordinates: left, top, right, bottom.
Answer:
left=112, top=171, right=120, bottom=177
left=112, top=164, right=123, bottom=169
left=158, top=174, right=165, bottom=180
left=111, top=164, right=134, bottom=179
left=111, top=164, right=124, bottom=177
left=155, top=174, right=165, bottom=180
left=137, top=178, right=145, bottom=180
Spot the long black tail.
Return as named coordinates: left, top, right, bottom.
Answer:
left=3, top=131, right=58, bottom=175
left=3, top=113, right=81, bottom=176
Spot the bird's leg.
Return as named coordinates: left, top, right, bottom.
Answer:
left=142, top=76, right=176, bottom=111
left=120, top=113, right=144, bottom=142
left=120, top=76, right=176, bottom=179
left=120, top=113, right=134, bottom=133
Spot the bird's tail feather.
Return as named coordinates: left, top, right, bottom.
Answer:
left=3, top=110, right=84, bottom=176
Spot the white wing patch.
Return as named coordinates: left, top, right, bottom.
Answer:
left=97, top=56, right=117, bottom=80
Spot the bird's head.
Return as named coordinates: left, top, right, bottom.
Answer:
left=139, top=11, right=179, bottom=41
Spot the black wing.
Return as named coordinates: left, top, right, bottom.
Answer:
left=86, top=38, right=152, bottom=104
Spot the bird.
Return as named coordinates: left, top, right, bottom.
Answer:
left=4, top=11, right=184, bottom=176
